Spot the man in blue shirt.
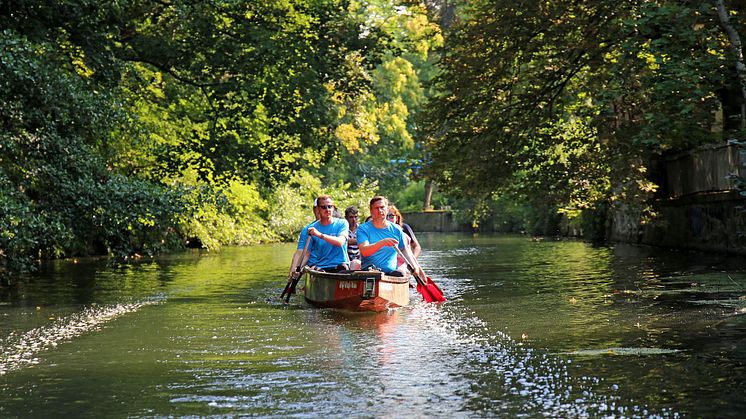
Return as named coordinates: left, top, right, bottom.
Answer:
left=304, top=194, right=350, bottom=272
left=288, top=199, right=320, bottom=279
left=357, top=196, right=423, bottom=277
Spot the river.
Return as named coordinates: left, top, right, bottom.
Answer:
left=1, top=233, right=745, bottom=417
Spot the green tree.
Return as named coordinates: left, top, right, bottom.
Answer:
left=109, top=0, right=373, bottom=186
left=0, top=29, right=183, bottom=276
left=326, top=0, right=443, bottom=196
left=0, top=0, right=449, bottom=278
left=424, top=0, right=739, bottom=230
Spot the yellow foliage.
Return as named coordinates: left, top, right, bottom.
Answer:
left=637, top=40, right=659, bottom=70
left=335, top=123, right=363, bottom=153
left=60, top=41, right=94, bottom=78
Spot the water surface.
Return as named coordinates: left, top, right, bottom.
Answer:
left=1, top=234, right=745, bottom=417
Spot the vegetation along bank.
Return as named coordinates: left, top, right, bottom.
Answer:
left=2, top=1, right=746, bottom=279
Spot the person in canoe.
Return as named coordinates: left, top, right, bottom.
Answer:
left=288, top=198, right=321, bottom=280
left=304, top=194, right=350, bottom=273
left=357, top=196, right=423, bottom=278
left=344, top=205, right=362, bottom=270
left=386, top=204, right=421, bottom=274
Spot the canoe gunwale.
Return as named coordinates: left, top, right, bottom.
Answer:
left=305, top=269, right=410, bottom=283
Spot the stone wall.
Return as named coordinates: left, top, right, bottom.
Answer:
left=609, top=191, right=746, bottom=254
left=401, top=210, right=469, bottom=232
left=609, top=143, right=746, bottom=254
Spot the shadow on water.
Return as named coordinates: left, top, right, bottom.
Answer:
left=1, top=237, right=745, bottom=417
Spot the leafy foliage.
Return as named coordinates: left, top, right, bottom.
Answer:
left=109, top=1, right=362, bottom=186
left=0, top=29, right=183, bottom=274
left=328, top=0, right=443, bottom=194
left=1, top=1, right=440, bottom=279
left=424, top=0, right=743, bottom=231
left=268, top=170, right=377, bottom=241
left=177, top=179, right=274, bottom=250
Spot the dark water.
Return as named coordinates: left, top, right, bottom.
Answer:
left=1, top=234, right=745, bottom=418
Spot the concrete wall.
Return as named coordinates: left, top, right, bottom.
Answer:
left=401, top=210, right=469, bottom=232
left=609, top=191, right=746, bottom=254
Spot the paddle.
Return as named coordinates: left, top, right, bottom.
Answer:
left=394, top=246, right=446, bottom=303
left=281, top=236, right=311, bottom=302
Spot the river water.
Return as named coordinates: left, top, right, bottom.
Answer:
left=1, top=234, right=745, bottom=418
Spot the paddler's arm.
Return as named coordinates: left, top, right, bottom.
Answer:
left=288, top=249, right=303, bottom=277
left=308, top=227, right=347, bottom=247
left=358, top=238, right=398, bottom=257
left=402, top=242, right=425, bottom=279
left=297, top=249, right=311, bottom=273
left=403, top=224, right=421, bottom=259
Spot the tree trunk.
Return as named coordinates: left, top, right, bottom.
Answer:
left=421, top=0, right=455, bottom=211
left=440, top=0, right=456, bottom=28
left=716, top=0, right=746, bottom=132
left=423, top=179, right=434, bottom=211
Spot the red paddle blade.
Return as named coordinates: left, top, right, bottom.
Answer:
left=415, top=276, right=446, bottom=303
left=426, top=276, right=446, bottom=302
left=416, top=282, right=436, bottom=303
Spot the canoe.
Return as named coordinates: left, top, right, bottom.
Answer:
left=303, top=268, right=410, bottom=312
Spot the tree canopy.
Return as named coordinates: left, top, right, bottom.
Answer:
left=3, top=0, right=745, bottom=277
left=424, top=0, right=745, bottom=228
left=0, top=0, right=442, bottom=277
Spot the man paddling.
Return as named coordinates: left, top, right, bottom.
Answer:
left=288, top=199, right=321, bottom=279
left=303, top=194, right=350, bottom=272
left=357, top=196, right=423, bottom=278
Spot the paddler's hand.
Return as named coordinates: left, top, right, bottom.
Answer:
left=308, top=227, right=321, bottom=238
left=379, top=238, right=398, bottom=247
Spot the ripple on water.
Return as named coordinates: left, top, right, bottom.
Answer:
left=411, top=304, right=683, bottom=418
left=0, top=298, right=162, bottom=375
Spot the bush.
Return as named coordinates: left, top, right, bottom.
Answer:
left=1, top=165, right=186, bottom=280
left=267, top=170, right=377, bottom=241
left=0, top=173, right=66, bottom=277
left=0, top=30, right=192, bottom=276
left=177, top=179, right=276, bottom=250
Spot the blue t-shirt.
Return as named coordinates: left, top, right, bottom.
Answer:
left=307, top=218, right=350, bottom=269
left=296, top=222, right=318, bottom=267
left=356, top=221, right=405, bottom=273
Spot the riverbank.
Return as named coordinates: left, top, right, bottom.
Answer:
left=609, top=191, right=746, bottom=255
left=405, top=188, right=746, bottom=256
